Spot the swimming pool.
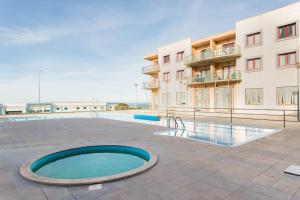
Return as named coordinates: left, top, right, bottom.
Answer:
left=20, top=145, right=158, bottom=185
left=153, top=121, right=280, bottom=147
left=6, top=112, right=279, bottom=147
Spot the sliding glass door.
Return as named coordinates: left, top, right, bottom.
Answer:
left=195, top=88, right=209, bottom=109
left=215, top=87, right=232, bottom=109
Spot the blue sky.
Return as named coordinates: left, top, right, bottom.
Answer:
left=0, top=0, right=298, bottom=103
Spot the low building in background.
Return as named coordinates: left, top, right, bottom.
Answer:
left=0, top=102, right=107, bottom=115
left=53, top=102, right=106, bottom=113
left=26, top=103, right=56, bottom=113
left=4, top=103, right=27, bottom=115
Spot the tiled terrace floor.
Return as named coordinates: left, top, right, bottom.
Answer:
left=0, top=118, right=300, bottom=200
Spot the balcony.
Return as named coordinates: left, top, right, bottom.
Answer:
left=184, top=45, right=241, bottom=67
left=187, top=70, right=241, bottom=86
left=142, top=64, right=160, bottom=75
left=143, top=81, right=160, bottom=90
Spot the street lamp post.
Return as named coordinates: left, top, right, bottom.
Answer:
left=38, top=69, right=43, bottom=112
left=134, top=83, right=138, bottom=109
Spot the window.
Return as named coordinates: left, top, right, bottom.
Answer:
left=246, top=32, right=261, bottom=46
left=277, top=52, right=296, bottom=67
left=278, top=23, right=296, bottom=39
left=94, top=107, right=97, bottom=109
left=163, top=72, right=170, bottom=82
left=277, top=86, right=298, bottom=105
left=84, top=107, right=87, bottom=109
left=56, top=107, right=60, bottom=110
left=77, top=107, right=80, bottom=110
left=245, top=88, right=263, bottom=105
left=176, top=92, right=186, bottom=105
left=162, top=93, right=170, bottom=105
left=176, top=70, right=185, bottom=80
left=163, top=55, right=170, bottom=64
left=176, top=51, right=184, bottom=61
left=246, top=57, right=262, bottom=71
left=222, top=42, right=234, bottom=51
left=64, top=107, right=68, bottom=110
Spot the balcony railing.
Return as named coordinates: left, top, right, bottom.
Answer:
left=142, top=64, right=160, bottom=75
left=184, top=45, right=241, bottom=66
left=143, top=81, right=160, bottom=90
left=187, top=70, right=241, bottom=85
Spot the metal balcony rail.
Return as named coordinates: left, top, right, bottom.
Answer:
left=184, top=45, right=241, bottom=65
left=187, top=70, right=241, bottom=84
left=142, top=64, right=160, bottom=74
left=142, top=81, right=160, bottom=89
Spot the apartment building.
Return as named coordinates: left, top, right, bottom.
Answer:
left=236, top=2, right=300, bottom=110
left=143, top=2, right=300, bottom=110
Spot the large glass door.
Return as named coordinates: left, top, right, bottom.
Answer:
left=215, top=87, right=232, bottom=109
left=195, top=88, right=209, bottom=109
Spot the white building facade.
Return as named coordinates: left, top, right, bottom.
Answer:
left=143, top=2, right=300, bottom=111
left=157, top=39, right=192, bottom=108
left=236, top=2, right=300, bottom=110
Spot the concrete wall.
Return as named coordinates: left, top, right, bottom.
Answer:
left=236, top=2, right=300, bottom=110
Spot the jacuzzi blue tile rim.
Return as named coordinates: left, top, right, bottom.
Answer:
left=20, top=145, right=159, bottom=186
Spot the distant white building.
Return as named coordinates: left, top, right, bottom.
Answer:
left=26, top=103, right=56, bottom=113
left=4, top=103, right=27, bottom=115
left=1, top=102, right=107, bottom=115
left=53, top=102, right=106, bottom=113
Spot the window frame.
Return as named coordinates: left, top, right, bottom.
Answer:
left=276, top=86, right=298, bottom=105
left=245, top=88, right=264, bottom=105
left=245, top=31, right=262, bottom=47
left=176, top=51, right=184, bottom=62
left=277, top=51, right=297, bottom=68
left=163, top=55, right=170, bottom=64
left=163, top=72, right=170, bottom=82
left=176, top=70, right=185, bottom=80
left=276, top=21, right=298, bottom=41
left=176, top=92, right=187, bottom=105
left=245, top=56, right=263, bottom=72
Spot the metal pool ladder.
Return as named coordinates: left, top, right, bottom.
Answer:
left=167, top=116, right=185, bottom=130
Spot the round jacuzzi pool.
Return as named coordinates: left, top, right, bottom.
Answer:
left=20, top=145, right=158, bottom=186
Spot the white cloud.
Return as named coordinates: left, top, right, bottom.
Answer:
left=0, top=26, right=53, bottom=44
left=0, top=2, right=175, bottom=45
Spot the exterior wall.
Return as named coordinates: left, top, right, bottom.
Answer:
left=4, top=103, right=27, bottom=114
left=26, top=104, right=55, bottom=113
left=54, top=102, right=106, bottom=112
left=236, top=2, right=300, bottom=110
left=157, top=39, right=192, bottom=107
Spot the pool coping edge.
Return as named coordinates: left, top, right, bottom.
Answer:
left=19, top=144, right=159, bottom=186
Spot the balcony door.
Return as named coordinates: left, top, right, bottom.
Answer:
left=214, top=87, right=232, bottom=109
left=222, top=42, right=234, bottom=52
left=195, top=88, right=209, bottom=109
left=223, top=66, right=235, bottom=80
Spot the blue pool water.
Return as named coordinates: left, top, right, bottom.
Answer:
left=134, top=114, right=160, bottom=121
left=31, top=145, right=150, bottom=179
left=154, top=121, right=279, bottom=147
